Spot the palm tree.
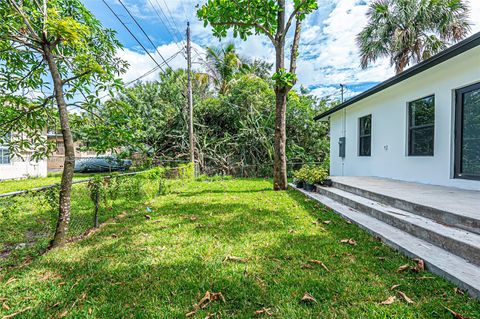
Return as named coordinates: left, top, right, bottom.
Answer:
left=357, top=0, right=471, bottom=74
left=205, top=43, right=243, bottom=94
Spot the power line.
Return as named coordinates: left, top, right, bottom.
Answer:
left=146, top=0, right=186, bottom=55
left=102, top=0, right=165, bottom=72
left=117, top=0, right=175, bottom=71
left=158, top=0, right=185, bottom=44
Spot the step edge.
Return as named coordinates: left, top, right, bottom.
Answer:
left=318, top=186, right=480, bottom=244
left=289, top=184, right=480, bottom=300
left=317, top=186, right=480, bottom=265
left=330, top=181, right=480, bottom=233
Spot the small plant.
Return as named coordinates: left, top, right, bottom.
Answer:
left=293, top=167, right=308, bottom=182
left=304, top=166, right=329, bottom=185
left=294, top=165, right=329, bottom=190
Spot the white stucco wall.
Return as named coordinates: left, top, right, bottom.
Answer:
left=328, top=46, right=480, bottom=190
left=0, top=157, right=48, bottom=181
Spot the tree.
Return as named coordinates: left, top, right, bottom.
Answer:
left=357, top=0, right=471, bottom=74
left=75, top=72, right=329, bottom=177
left=205, top=43, right=243, bottom=94
left=198, top=0, right=318, bottom=190
left=0, top=0, right=126, bottom=248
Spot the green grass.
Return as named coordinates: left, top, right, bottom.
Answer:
left=0, top=179, right=478, bottom=318
left=0, top=173, right=109, bottom=194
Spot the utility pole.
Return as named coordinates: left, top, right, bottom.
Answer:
left=340, top=83, right=345, bottom=103
left=186, top=22, right=194, bottom=165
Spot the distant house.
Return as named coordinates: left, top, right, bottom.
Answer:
left=315, top=32, right=480, bottom=191
left=0, top=133, right=48, bottom=181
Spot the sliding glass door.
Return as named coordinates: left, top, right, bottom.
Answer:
left=455, top=83, right=480, bottom=180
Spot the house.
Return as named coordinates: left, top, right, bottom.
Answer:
left=315, top=31, right=480, bottom=191
left=302, top=32, right=480, bottom=298
left=0, top=133, right=48, bottom=181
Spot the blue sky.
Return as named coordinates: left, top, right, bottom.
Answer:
left=81, top=0, right=480, bottom=100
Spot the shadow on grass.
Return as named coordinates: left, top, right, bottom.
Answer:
left=1, top=181, right=479, bottom=319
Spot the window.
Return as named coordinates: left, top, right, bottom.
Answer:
left=0, top=133, right=11, bottom=165
left=455, top=83, right=480, bottom=180
left=359, top=115, right=372, bottom=156
left=408, top=95, right=435, bottom=156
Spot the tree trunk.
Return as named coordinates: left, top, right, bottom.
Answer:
left=273, top=22, right=288, bottom=191
left=43, top=45, right=75, bottom=248
left=273, top=85, right=288, bottom=190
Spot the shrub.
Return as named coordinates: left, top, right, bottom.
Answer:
left=294, top=165, right=329, bottom=184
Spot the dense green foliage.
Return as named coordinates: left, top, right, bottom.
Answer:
left=1, top=179, right=478, bottom=318
left=74, top=68, right=329, bottom=174
left=357, top=0, right=471, bottom=73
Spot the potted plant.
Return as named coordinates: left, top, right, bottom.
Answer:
left=293, top=166, right=307, bottom=189
left=304, top=166, right=329, bottom=192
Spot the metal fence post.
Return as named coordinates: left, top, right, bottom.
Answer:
left=94, top=191, right=99, bottom=228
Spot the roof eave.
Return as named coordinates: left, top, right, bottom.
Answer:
left=314, top=31, right=480, bottom=121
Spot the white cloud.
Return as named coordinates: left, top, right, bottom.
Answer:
left=118, top=41, right=206, bottom=84
left=115, top=0, right=480, bottom=98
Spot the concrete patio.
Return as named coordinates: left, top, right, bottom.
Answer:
left=291, top=176, right=480, bottom=299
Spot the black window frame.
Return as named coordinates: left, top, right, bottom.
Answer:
left=408, top=95, right=435, bottom=156
left=358, top=114, right=372, bottom=157
left=454, top=82, right=480, bottom=181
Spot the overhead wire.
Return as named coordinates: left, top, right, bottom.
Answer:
left=102, top=0, right=165, bottom=72
left=117, top=0, right=176, bottom=71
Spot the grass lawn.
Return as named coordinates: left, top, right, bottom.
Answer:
left=0, top=173, right=108, bottom=194
left=0, top=179, right=478, bottom=318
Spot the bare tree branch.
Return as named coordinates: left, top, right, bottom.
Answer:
left=284, top=0, right=309, bottom=38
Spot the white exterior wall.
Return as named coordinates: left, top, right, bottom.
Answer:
left=0, top=157, right=48, bottom=181
left=329, top=46, right=480, bottom=190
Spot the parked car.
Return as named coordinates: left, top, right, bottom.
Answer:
left=74, top=157, right=132, bottom=173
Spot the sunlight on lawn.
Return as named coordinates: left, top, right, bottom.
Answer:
left=0, top=179, right=478, bottom=318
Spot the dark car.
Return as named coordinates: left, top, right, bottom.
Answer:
left=74, top=157, right=133, bottom=173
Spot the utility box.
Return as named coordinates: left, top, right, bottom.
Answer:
left=339, top=137, right=346, bottom=158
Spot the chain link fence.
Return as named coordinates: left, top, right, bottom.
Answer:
left=0, top=158, right=326, bottom=268
left=199, top=161, right=328, bottom=179
left=0, top=161, right=194, bottom=269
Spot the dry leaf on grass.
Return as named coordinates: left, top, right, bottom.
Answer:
left=412, top=258, right=425, bottom=272
left=390, top=284, right=401, bottom=291
left=340, top=238, right=357, bottom=246
left=2, top=306, right=32, bottom=319
left=301, top=263, right=314, bottom=269
left=5, top=277, right=16, bottom=285
left=254, top=308, right=273, bottom=316
left=308, top=260, right=330, bottom=272
left=444, top=306, right=472, bottom=319
left=190, top=216, right=198, bottom=221
left=397, top=264, right=410, bottom=272
left=186, top=291, right=225, bottom=317
left=323, top=220, right=332, bottom=225
left=2, top=303, right=10, bottom=311
left=379, top=296, right=396, bottom=305
left=378, top=256, right=386, bottom=261
left=300, top=292, right=317, bottom=304
left=453, top=288, right=465, bottom=295
left=224, top=256, right=248, bottom=263
left=397, top=291, right=414, bottom=304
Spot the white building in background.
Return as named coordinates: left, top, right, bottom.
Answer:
left=0, top=133, right=48, bottom=181
left=315, top=32, right=480, bottom=191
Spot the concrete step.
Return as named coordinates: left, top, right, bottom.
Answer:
left=332, top=180, right=480, bottom=235
left=316, top=186, right=480, bottom=267
left=290, top=184, right=480, bottom=300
